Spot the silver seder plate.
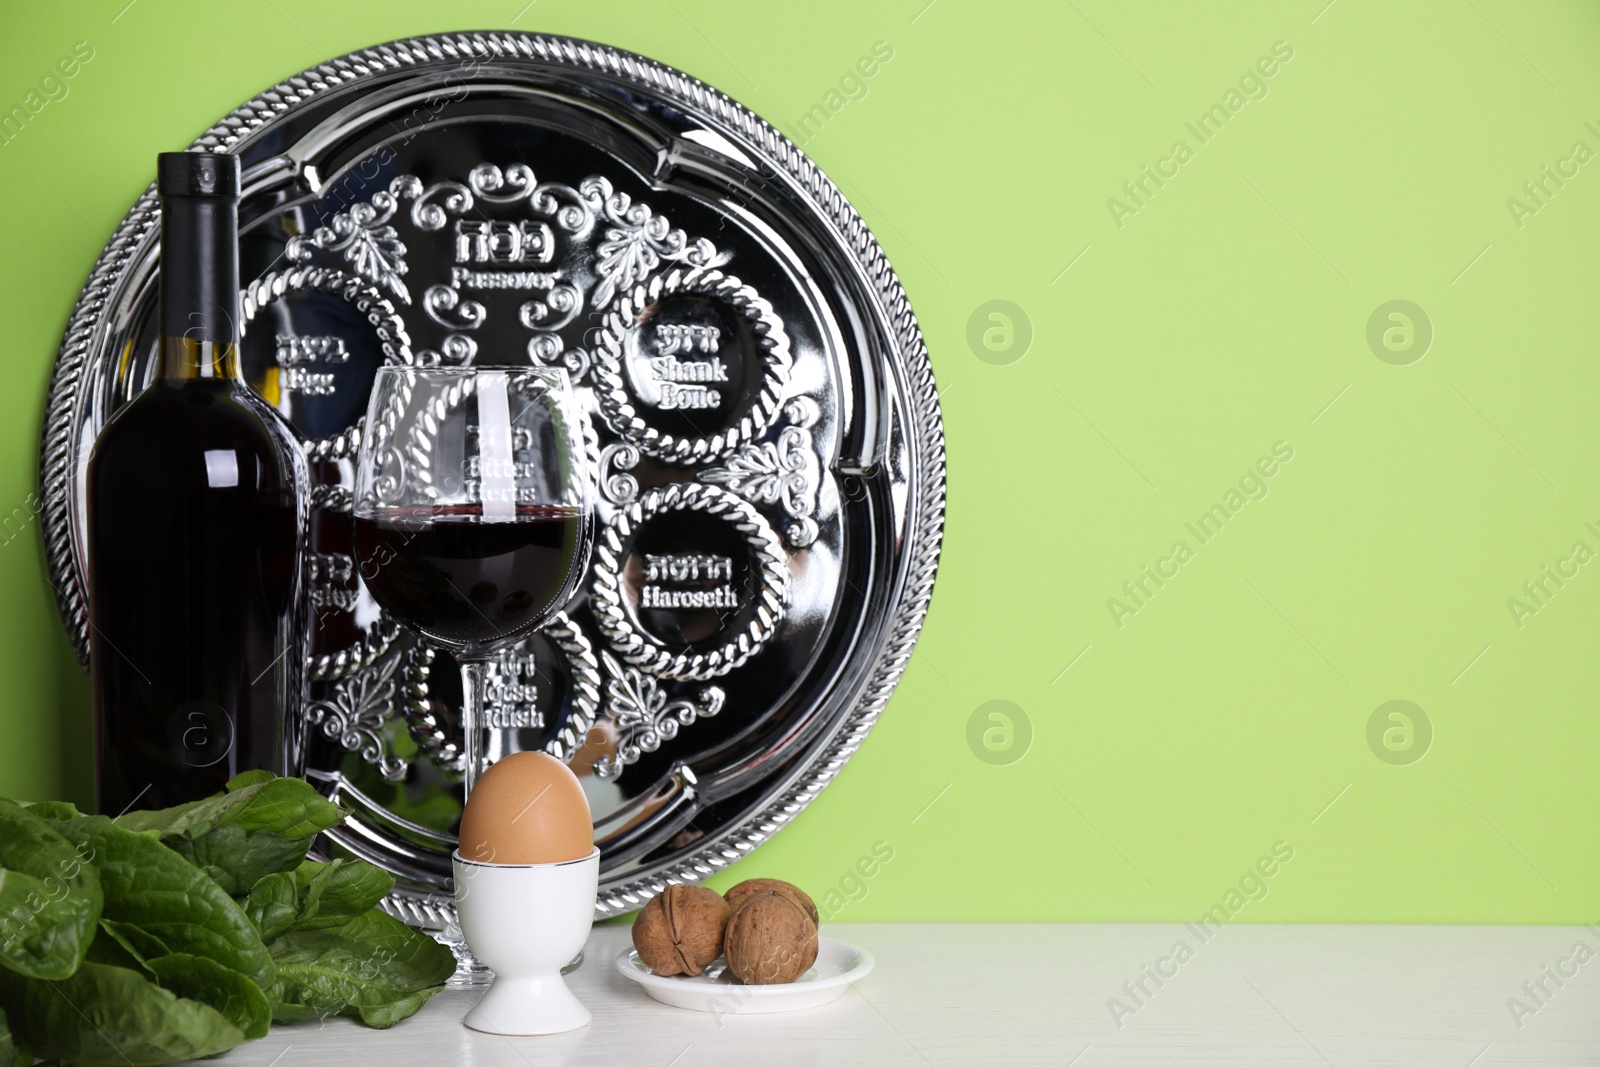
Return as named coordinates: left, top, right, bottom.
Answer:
left=40, top=32, right=944, bottom=927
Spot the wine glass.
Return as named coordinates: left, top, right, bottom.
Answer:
left=351, top=366, right=595, bottom=982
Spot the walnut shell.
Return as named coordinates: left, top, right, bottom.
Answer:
left=724, top=891, right=819, bottom=985
left=631, top=884, right=730, bottom=977
left=724, top=878, right=819, bottom=927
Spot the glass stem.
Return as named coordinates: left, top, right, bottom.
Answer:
left=459, top=659, right=488, bottom=796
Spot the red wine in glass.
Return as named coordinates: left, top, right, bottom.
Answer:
left=354, top=503, right=585, bottom=655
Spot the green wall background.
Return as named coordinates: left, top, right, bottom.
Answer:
left=2, top=0, right=1597, bottom=924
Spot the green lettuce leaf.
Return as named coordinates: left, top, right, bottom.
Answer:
left=291, top=859, right=394, bottom=930
left=247, top=859, right=394, bottom=940
left=96, top=920, right=172, bottom=967
left=0, top=961, right=243, bottom=1066
left=84, top=920, right=153, bottom=974
left=19, top=800, right=83, bottom=821
left=0, top=1004, right=23, bottom=1067
left=266, top=985, right=446, bottom=1028
left=226, top=769, right=275, bottom=790
left=39, top=816, right=274, bottom=1020
left=3, top=777, right=445, bottom=1050
left=115, top=774, right=345, bottom=895
left=145, top=954, right=272, bottom=1040
left=0, top=801, right=102, bottom=980
left=269, top=909, right=454, bottom=1028
left=351, top=985, right=445, bottom=1029
left=243, top=871, right=299, bottom=942
left=83, top=921, right=271, bottom=1042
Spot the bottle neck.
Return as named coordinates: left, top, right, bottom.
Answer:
left=159, top=337, right=240, bottom=381
left=158, top=191, right=241, bottom=383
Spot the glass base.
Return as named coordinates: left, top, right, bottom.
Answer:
left=439, top=929, right=584, bottom=988
left=444, top=934, right=495, bottom=989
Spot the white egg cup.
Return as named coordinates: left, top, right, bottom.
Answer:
left=453, top=847, right=599, bottom=1035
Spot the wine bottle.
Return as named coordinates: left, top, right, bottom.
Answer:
left=86, top=151, right=308, bottom=814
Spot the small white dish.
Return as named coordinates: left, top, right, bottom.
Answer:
left=615, top=937, right=874, bottom=1015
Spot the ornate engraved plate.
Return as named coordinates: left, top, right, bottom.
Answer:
left=40, top=32, right=944, bottom=923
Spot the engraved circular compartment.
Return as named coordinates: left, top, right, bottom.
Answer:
left=596, top=269, right=790, bottom=464
left=368, top=369, right=569, bottom=508
left=239, top=265, right=413, bottom=451
left=592, top=484, right=789, bottom=681
left=402, top=610, right=601, bottom=772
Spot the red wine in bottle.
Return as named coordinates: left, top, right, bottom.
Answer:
left=86, top=152, right=308, bottom=814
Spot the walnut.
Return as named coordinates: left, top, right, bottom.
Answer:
left=724, top=891, right=819, bottom=985
left=631, top=884, right=730, bottom=977
left=724, top=878, right=819, bottom=927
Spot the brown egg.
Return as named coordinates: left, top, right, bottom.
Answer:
left=458, top=751, right=594, bottom=865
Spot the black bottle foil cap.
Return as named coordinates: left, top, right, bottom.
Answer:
left=157, top=152, right=241, bottom=198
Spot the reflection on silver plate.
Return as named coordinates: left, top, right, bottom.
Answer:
left=40, top=32, right=944, bottom=923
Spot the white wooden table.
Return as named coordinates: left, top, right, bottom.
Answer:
left=197, top=923, right=1600, bottom=1065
